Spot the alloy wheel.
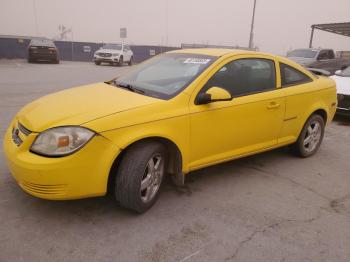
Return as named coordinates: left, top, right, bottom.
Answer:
left=140, top=154, right=164, bottom=203
left=303, top=120, right=322, bottom=153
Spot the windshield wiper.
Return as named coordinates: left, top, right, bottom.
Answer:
left=113, top=80, right=145, bottom=94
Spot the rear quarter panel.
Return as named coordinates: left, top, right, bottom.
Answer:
left=278, top=76, right=337, bottom=144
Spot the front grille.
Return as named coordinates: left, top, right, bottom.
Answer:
left=12, top=128, right=22, bottom=146
left=338, top=95, right=350, bottom=109
left=12, top=122, right=32, bottom=146
left=18, top=122, right=32, bottom=136
left=21, top=181, right=67, bottom=196
left=97, top=52, right=112, bottom=57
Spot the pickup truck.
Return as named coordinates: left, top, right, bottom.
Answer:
left=287, top=48, right=350, bottom=74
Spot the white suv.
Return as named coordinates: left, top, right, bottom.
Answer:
left=94, top=43, right=133, bottom=66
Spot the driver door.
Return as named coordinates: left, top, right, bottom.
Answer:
left=188, top=56, right=285, bottom=170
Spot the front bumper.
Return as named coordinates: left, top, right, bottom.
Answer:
left=337, top=94, right=350, bottom=116
left=3, top=120, right=120, bottom=200
left=94, top=56, right=120, bottom=63
left=336, top=107, right=350, bottom=116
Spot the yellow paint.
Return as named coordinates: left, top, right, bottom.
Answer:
left=3, top=49, right=337, bottom=200
left=206, top=86, right=232, bottom=100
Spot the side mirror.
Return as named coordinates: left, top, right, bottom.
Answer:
left=335, top=70, right=342, bottom=76
left=196, top=87, right=232, bottom=105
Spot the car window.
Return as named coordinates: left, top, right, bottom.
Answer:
left=280, top=63, right=312, bottom=86
left=327, top=50, right=335, bottom=59
left=287, top=49, right=317, bottom=58
left=102, top=44, right=122, bottom=50
left=30, top=39, right=55, bottom=47
left=116, top=53, right=216, bottom=99
left=201, top=58, right=276, bottom=97
left=318, top=50, right=330, bottom=60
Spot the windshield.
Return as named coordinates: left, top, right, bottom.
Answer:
left=102, top=44, right=122, bottom=50
left=114, top=53, right=216, bottom=99
left=342, top=66, right=350, bottom=77
left=30, top=39, right=55, bottom=47
left=287, top=49, right=317, bottom=58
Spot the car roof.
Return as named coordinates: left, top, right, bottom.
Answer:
left=170, top=48, right=316, bottom=79
left=168, top=48, right=258, bottom=57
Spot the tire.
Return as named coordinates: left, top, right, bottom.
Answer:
left=291, top=114, right=325, bottom=157
left=128, top=56, right=133, bottom=66
left=115, top=142, right=167, bottom=213
left=95, top=61, right=101, bottom=65
left=118, top=56, right=123, bottom=66
left=53, top=59, right=59, bottom=64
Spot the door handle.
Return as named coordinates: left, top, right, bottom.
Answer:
left=267, top=102, right=280, bottom=110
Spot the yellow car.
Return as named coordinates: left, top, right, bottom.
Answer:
left=3, top=49, right=337, bottom=213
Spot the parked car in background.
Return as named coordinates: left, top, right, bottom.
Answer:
left=94, top=43, right=133, bottom=66
left=4, top=49, right=337, bottom=213
left=287, top=48, right=350, bottom=74
left=27, top=38, right=59, bottom=64
left=330, top=66, right=350, bottom=116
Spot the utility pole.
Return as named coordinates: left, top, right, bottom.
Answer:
left=165, top=0, right=169, bottom=46
left=248, top=0, right=257, bottom=50
left=32, top=0, right=39, bottom=36
left=309, top=25, right=315, bottom=48
left=71, top=28, right=74, bottom=61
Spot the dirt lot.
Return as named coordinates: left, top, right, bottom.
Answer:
left=0, top=59, right=349, bottom=262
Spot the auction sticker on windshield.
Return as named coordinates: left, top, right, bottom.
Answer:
left=183, top=58, right=211, bottom=64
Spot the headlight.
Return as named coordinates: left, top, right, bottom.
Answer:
left=30, top=126, right=95, bottom=157
left=113, top=53, right=120, bottom=57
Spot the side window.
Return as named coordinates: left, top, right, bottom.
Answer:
left=317, top=50, right=329, bottom=60
left=328, top=50, right=335, bottom=59
left=280, top=63, right=312, bottom=87
left=202, top=58, right=276, bottom=97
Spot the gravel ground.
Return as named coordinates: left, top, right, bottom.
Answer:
left=0, top=59, right=349, bottom=262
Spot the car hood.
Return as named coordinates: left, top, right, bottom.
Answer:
left=16, top=83, right=159, bottom=132
left=287, top=57, right=314, bottom=66
left=96, top=49, right=122, bottom=54
left=330, top=75, right=350, bottom=95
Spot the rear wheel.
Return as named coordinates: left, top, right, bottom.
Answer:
left=115, top=142, right=166, bottom=213
left=291, top=114, right=325, bottom=157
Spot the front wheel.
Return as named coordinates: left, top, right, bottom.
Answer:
left=94, top=61, right=101, bottom=65
left=128, top=56, right=133, bottom=66
left=115, top=142, right=166, bottom=213
left=291, top=114, right=325, bottom=157
left=118, top=56, right=123, bottom=66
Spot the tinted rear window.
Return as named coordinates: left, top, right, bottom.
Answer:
left=30, top=39, right=55, bottom=47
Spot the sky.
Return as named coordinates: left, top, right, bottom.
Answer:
left=0, top=0, right=349, bottom=55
